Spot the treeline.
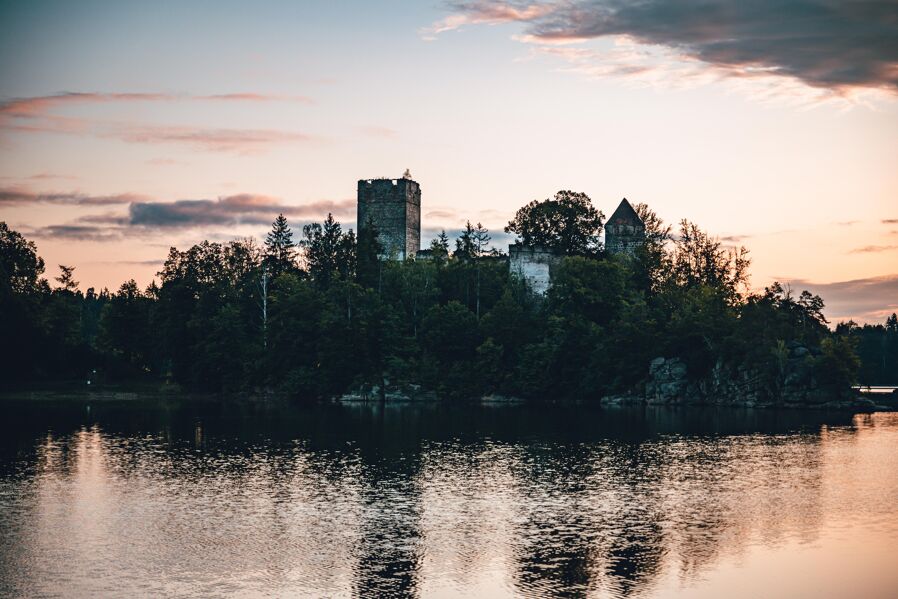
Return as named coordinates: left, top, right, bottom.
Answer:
left=1, top=191, right=890, bottom=399
left=836, top=316, right=898, bottom=385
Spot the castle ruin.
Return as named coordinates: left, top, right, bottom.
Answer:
left=354, top=175, right=646, bottom=297
left=509, top=244, right=563, bottom=296
left=357, top=174, right=421, bottom=260
left=605, top=198, right=645, bottom=256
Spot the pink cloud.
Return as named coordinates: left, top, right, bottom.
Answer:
left=359, top=126, right=399, bottom=139
left=146, top=158, right=187, bottom=166
left=0, top=91, right=318, bottom=153
left=0, top=91, right=312, bottom=117
left=427, top=1, right=898, bottom=104
left=108, top=125, right=315, bottom=153
left=422, top=2, right=552, bottom=38
left=0, top=186, right=151, bottom=206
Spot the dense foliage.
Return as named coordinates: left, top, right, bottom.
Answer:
left=1, top=194, right=884, bottom=399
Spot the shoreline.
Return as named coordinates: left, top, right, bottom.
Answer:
left=2, top=385, right=895, bottom=412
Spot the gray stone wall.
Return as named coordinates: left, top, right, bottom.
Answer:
left=509, top=244, right=563, bottom=296
left=605, top=223, right=645, bottom=256
left=357, top=178, right=421, bottom=260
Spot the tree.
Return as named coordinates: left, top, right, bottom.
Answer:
left=471, top=222, right=491, bottom=256
left=630, top=203, right=670, bottom=292
left=887, top=313, right=898, bottom=333
left=505, top=190, right=604, bottom=255
left=421, top=301, right=479, bottom=364
left=98, top=280, right=155, bottom=375
left=668, top=220, right=750, bottom=305
left=302, top=213, right=355, bottom=288
left=455, top=221, right=477, bottom=260
left=430, top=230, right=450, bottom=263
left=0, top=221, right=46, bottom=294
left=357, top=217, right=384, bottom=289
left=264, top=214, right=296, bottom=279
left=55, top=265, right=79, bottom=292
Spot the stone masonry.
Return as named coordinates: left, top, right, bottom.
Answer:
left=357, top=176, right=421, bottom=260
left=509, top=244, right=563, bottom=296
left=605, top=198, right=645, bottom=256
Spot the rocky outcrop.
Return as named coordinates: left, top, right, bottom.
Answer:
left=337, top=383, right=438, bottom=403
left=603, top=343, right=880, bottom=410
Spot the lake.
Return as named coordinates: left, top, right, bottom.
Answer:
left=1, top=397, right=897, bottom=598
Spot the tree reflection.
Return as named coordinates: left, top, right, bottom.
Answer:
left=352, top=406, right=424, bottom=598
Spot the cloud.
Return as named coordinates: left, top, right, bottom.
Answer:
left=23, top=224, right=125, bottom=242
left=109, top=194, right=355, bottom=230
left=850, top=244, right=898, bottom=254
left=835, top=220, right=859, bottom=226
left=196, top=93, right=313, bottom=104
left=123, top=194, right=355, bottom=229
left=422, top=2, right=553, bottom=38
left=883, top=218, right=898, bottom=224
left=108, top=125, right=314, bottom=153
left=430, top=1, right=898, bottom=100
left=426, top=209, right=460, bottom=219
left=783, top=274, right=898, bottom=323
left=90, top=259, right=165, bottom=266
left=0, top=91, right=317, bottom=153
left=13, top=190, right=357, bottom=243
left=358, top=126, right=399, bottom=139
left=0, top=187, right=151, bottom=206
left=0, top=91, right=311, bottom=117
left=720, top=234, right=749, bottom=243
left=28, top=173, right=79, bottom=181
left=146, top=158, right=187, bottom=166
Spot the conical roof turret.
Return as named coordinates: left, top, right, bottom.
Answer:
left=607, top=198, right=643, bottom=227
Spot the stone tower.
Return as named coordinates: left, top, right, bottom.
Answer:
left=605, top=198, right=645, bottom=256
left=357, top=175, right=421, bottom=260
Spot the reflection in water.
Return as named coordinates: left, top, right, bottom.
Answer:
left=1, top=399, right=897, bottom=598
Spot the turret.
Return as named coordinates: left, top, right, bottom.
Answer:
left=357, top=173, right=421, bottom=260
left=605, top=198, right=645, bottom=256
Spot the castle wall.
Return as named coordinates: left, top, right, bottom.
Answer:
left=357, top=178, right=420, bottom=260
left=509, top=244, right=562, bottom=296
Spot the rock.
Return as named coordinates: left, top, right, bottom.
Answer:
left=481, top=394, right=525, bottom=404
left=788, top=343, right=810, bottom=358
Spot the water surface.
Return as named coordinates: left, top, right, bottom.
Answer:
left=1, top=397, right=897, bottom=598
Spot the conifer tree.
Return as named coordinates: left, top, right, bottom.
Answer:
left=455, top=221, right=476, bottom=260
left=55, top=265, right=79, bottom=292
left=357, top=217, right=384, bottom=288
left=471, top=223, right=491, bottom=257
left=263, top=214, right=296, bottom=279
left=303, top=213, right=355, bottom=287
left=430, top=230, right=450, bottom=263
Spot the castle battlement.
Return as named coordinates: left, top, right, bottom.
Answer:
left=357, top=174, right=421, bottom=260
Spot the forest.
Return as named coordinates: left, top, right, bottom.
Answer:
left=1, top=191, right=894, bottom=400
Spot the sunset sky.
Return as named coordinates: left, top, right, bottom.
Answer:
left=1, top=1, right=896, bottom=322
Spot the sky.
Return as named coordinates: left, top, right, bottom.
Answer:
left=1, top=0, right=896, bottom=323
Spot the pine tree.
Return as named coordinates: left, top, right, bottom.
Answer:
left=55, top=265, right=79, bottom=292
left=471, top=222, right=491, bottom=257
left=303, top=213, right=355, bottom=287
left=263, top=214, right=296, bottom=279
left=357, top=217, right=384, bottom=288
left=430, top=230, right=450, bottom=264
left=887, top=313, right=898, bottom=334
left=455, top=221, right=476, bottom=260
